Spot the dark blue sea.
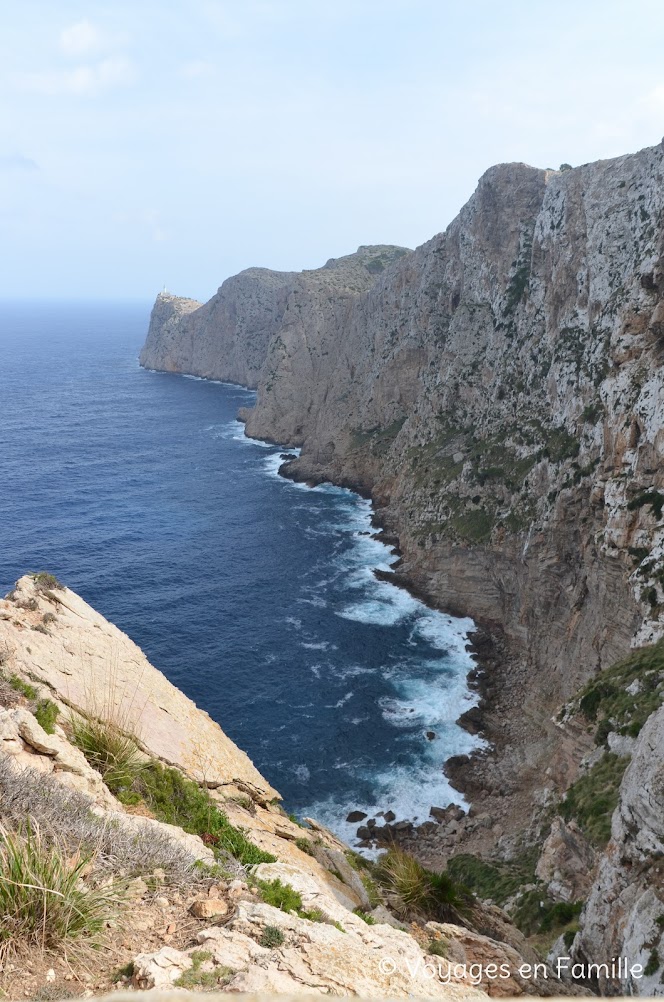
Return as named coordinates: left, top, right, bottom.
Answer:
left=0, top=301, right=479, bottom=842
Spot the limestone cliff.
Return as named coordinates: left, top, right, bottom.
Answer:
left=140, top=141, right=664, bottom=994
left=142, top=141, right=664, bottom=801
left=140, top=245, right=410, bottom=389
left=574, top=701, right=664, bottom=994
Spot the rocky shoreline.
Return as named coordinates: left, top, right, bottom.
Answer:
left=276, top=444, right=534, bottom=854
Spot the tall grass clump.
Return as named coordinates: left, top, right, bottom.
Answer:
left=375, top=847, right=468, bottom=921
left=70, top=713, right=145, bottom=794
left=67, top=647, right=151, bottom=796
left=0, top=823, right=121, bottom=955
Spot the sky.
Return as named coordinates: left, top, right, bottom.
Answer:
left=2, top=0, right=664, bottom=301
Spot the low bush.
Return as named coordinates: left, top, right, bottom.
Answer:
left=256, top=877, right=323, bottom=921
left=561, top=753, right=626, bottom=848
left=31, top=572, right=65, bottom=592
left=563, top=926, right=579, bottom=948
left=644, top=949, right=660, bottom=977
left=8, top=674, right=37, bottom=700
left=446, top=848, right=538, bottom=905
left=511, top=889, right=583, bottom=937
left=174, top=950, right=231, bottom=989
left=34, top=699, right=59, bottom=734
left=117, top=761, right=275, bottom=866
left=260, top=925, right=285, bottom=948
left=0, top=758, right=199, bottom=882
left=428, top=938, right=448, bottom=957
left=576, top=639, right=664, bottom=741
left=0, top=823, right=122, bottom=954
left=627, top=490, right=664, bottom=521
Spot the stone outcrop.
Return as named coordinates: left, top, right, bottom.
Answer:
left=575, top=703, right=664, bottom=995
left=130, top=857, right=562, bottom=998
left=0, top=575, right=277, bottom=800
left=535, top=818, right=596, bottom=904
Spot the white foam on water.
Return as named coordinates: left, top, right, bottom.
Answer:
left=326, top=691, right=354, bottom=709
left=335, top=664, right=377, bottom=681
left=237, top=428, right=483, bottom=844
left=297, top=595, right=327, bottom=609
left=291, top=764, right=310, bottom=783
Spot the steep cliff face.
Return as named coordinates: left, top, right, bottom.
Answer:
left=246, top=147, right=664, bottom=709
left=140, top=246, right=410, bottom=389
left=575, top=701, right=664, bottom=994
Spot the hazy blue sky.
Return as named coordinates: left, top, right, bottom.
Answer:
left=3, top=1, right=664, bottom=300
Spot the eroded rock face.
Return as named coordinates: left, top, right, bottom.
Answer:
left=131, top=865, right=543, bottom=999
left=141, top=142, right=664, bottom=831
left=535, top=817, right=596, bottom=903
left=139, top=246, right=410, bottom=391
left=576, top=704, right=664, bottom=995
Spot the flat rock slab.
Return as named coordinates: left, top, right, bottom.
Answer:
left=0, top=576, right=278, bottom=800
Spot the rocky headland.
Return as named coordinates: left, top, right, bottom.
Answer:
left=139, top=140, right=664, bottom=993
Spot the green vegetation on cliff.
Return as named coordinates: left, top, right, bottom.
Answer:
left=70, top=716, right=276, bottom=867
left=561, top=753, right=625, bottom=848
left=577, top=638, right=664, bottom=742
left=117, top=760, right=276, bottom=866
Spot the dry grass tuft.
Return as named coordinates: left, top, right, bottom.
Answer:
left=0, top=823, right=122, bottom=956
left=0, top=758, right=201, bottom=884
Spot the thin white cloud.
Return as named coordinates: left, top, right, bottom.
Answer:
left=14, top=57, right=136, bottom=97
left=59, top=19, right=103, bottom=57
left=179, top=60, right=216, bottom=79
left=0, top=154, right=38, bottom=171
left=641, top=84, right=664, bottom=114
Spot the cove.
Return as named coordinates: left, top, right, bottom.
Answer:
left=0, top=300, right=480, bottom=844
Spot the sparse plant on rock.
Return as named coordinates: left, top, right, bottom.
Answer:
left=34, top=698, right=59, bottom=734
left=30, top=572, right=65, bottom=592
left=260, top=924, right=285, bottom=948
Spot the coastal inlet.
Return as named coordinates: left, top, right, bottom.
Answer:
left=0, top=301, right=481, bottom=846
